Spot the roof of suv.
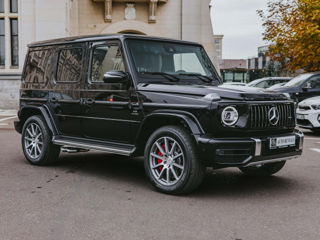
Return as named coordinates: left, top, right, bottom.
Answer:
left=28, top=34, right=201, bottom=48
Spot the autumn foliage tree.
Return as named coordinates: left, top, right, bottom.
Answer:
left=258, top=0, right=320, bottom=73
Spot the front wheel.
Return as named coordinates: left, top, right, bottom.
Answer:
left=312, top=129, right=320, bottom=135
left=239, top=161, right=286, bottom=176
left=144, top=126, right=205, bottom=195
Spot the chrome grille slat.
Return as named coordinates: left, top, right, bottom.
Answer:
left=280, top=104, right=284, bottom=126
left=282, top=105, right=285, bottom=126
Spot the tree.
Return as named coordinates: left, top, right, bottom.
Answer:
left=258, top=0, right=320, bottom=73
left=265, top=60, right=282, bottom=77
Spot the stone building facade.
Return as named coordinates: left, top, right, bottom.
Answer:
left=0, top=0, right=218, bottom=109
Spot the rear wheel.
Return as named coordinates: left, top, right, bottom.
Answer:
left=239, top=161, right=286, bottom=176
left=22, top=115, right=60, bottom=165
left=144, top=126, right=205, bottom=195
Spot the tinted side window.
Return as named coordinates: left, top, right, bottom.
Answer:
left=307, top=75, right=320, bottom=88
left=24, top=49, right=54, bottom=84
left=91, top=45, right=125, bottom=83
left=56, top=48, right=83, bottom=83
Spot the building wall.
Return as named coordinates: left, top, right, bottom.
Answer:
left=0, top=0, right=218, bottom=109
left=213, top=34, right=223, bottom=60
left=0, top=0, right=70, bottom=109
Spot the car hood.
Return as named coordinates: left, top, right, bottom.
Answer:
left=137, top=83, right=288, bottom=101
left=299, top=96, right=320, bottom=105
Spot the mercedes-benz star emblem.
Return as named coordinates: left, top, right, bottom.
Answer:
left=268, top=107, right=280, bottom=125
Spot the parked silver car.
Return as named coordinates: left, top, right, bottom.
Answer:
left=248, top=77, right=292, bottom=89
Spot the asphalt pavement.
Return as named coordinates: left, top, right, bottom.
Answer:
left=0, top=126, right=320, bottom=240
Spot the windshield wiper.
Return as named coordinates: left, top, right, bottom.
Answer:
left=141, top=71, right=180, bottom=82
left=178, top=73, right=213, bottom=83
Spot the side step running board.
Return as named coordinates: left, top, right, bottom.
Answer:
left=52, top=136, right=136, bottom=156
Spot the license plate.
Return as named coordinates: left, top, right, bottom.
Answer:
left=296, top=114, right=306, bottom=120
left=270, top=136, right=296, bottom=149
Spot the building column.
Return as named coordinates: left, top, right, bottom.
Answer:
left=181, top=0, right=219, bottom=71
left=104, top=0, right=112, bottom=22
left=149, top=0, right=158, bottom=23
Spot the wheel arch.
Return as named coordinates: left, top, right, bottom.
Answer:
left=134, top=111, right=204, bottom=155
left=17, top=105, right=58, bottom=135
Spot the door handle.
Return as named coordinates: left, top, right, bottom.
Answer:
left=85, top=98, right=95, bottom=105
left=129, top=102, right=139, bottom=109
left=129, top=102, right=142, bottom=115
left=50, top=97, right=58, bottom=103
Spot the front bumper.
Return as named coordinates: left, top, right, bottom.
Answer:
left=296, top=110, right=320, bottom=129
left=198, top=131, right=304, bottom=168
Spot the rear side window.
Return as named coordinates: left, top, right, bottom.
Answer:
left=56, top=48, right=83, bottom=83
left=24, top=49, right=54, bottom=84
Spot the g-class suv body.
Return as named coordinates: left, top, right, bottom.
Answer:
left=15, top=34, right=304, bottom=194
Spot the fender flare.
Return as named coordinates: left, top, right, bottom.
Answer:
left=135, top=110, right=205, bottom=145
left=17, top=105, right=59, bottom=135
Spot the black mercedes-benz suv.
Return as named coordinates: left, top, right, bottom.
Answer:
left=15, top=34, right=304, bottom=194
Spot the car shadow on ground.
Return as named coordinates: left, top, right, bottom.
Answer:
left=194, top=170, right=298, bottom=198
left=54, top=152, right=148, bottom=188
left=298, top=128, right=320, bottom=137
left=302, top=131, right=320, bottom=137
left=50, top=151, right=301, bottom=198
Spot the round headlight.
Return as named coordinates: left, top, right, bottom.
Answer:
left=221, top=106, right=239, bottom=126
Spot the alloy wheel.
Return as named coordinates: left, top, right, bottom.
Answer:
left=24, top=122, right=44, bottom=159
left=149, top=136, right=185, bottom=186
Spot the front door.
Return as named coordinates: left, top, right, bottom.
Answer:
left=81, top=41, right=140, bottom=144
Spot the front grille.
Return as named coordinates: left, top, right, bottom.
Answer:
left=249, top=103, right=295, bottom=129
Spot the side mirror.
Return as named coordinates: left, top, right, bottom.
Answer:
left=302, top=82, right=312, bottom=91
left=103, top=71, right=129, bottom=84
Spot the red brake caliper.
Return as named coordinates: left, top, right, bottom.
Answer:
left=157, top=144, right=165, bottom=172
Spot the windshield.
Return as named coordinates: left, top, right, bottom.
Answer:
left=126, top=39, right=221, bottom=85
left=248, top=79, right=265, bottom=87
left=284, top=73, right=313, bottom=87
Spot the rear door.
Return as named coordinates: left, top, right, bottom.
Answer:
left=50, top=44, right=85, bottom=137
left=80, top=40, right=140, bottom=144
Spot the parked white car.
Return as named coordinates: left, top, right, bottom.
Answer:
left=296, top=96, right=320, bottom=133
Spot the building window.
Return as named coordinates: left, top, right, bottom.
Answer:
left=10, top=0, right=18, bottom=13
left=10, top=18, right=18, bottom=66
left=0, top=19, right=4, bottom=66
left=0, top=0, right=4, bottom=13
left=0, top=0, right=19, bottom=69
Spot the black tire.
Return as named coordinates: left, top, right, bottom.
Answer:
left=239, top=161, right=286, bottom=176
left=21, top=115, right=60, bottom=165
left=144, top=125, right=205, bottom=195
left=312, top=129, right=320, bottom=135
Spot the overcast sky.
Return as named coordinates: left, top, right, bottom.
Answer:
left=210, top=0, right=268, bottom=59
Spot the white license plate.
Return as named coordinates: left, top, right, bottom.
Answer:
left=270, top=136, right=296, bottom=149
left=296, top=114, right=306, bottom=120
